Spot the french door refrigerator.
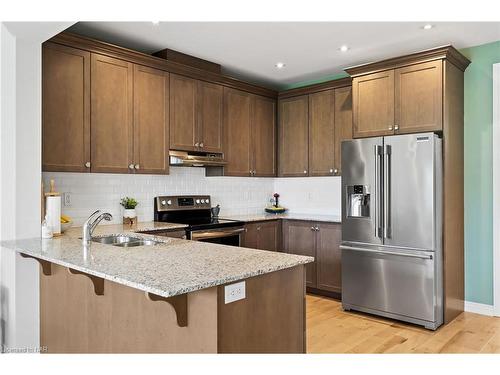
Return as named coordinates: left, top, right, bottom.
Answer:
left=341, top=133, right=443, bottom=330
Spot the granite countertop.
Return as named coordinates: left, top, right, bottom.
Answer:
left=0, top=221, right=313, bottom=299
left=222, top=213, right=342, bottom=223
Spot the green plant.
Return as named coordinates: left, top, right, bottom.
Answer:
left=120, top=197, right=138, bottom=209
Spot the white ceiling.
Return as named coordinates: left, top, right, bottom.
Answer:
left=68, top=22, right=500, bottom=89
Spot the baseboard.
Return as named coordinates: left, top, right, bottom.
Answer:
left=464, top=301, right=494, bottom=316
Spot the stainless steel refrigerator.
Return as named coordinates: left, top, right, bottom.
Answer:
left=341, top=132, right=443, bottom=330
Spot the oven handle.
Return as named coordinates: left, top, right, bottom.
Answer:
left=191, top=227, right=246, bottom=241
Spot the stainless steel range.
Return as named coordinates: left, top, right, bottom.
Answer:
left=341, top=133, right=443, bottom=330
left=154, top=195, right=245, bottom=246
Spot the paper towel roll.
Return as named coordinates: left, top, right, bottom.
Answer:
left=46, top=196, right=61, bottom=235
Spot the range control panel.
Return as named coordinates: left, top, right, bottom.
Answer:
left=155, top=195, right=211, bottom=211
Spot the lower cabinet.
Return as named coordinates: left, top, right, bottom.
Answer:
left=242, top=220, right=281, bottom=252
left=282, top=220, right=342, bottom=294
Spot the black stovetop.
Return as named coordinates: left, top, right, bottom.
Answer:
left=168, top=217, right=244, bottom=231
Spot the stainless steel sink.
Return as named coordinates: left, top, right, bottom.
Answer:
left=91, top=235, right=160, bottom=247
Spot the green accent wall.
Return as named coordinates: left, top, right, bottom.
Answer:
left=288, top=41, right=500, bottom=305
left=461, top=41, right=500, bottom=305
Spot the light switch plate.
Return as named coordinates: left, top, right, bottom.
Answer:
left=63, top=192, right=72, bottom=207
left=224, top=281, right=246, bottom=304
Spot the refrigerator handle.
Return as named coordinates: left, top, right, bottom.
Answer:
left=384, top=144, right=392, bottom=239
left=374, top=145, right=383, bottom=238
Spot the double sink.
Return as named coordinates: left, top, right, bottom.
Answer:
left=92, top=235, right=161, bottom=248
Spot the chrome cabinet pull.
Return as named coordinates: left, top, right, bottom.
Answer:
left=394, top=125, right=399, bottom=130
left=303, top=170, right=307, bottom=174
left=199, top=142, right=204, bottom=148
left=195, top=142, right=200, bottom=147
left=388, top=126, right=393, bottom=131
left=85, top=161, right=91, bottom=168
left=129, top=164, right=134, bottom=170
left=135, top=164, right=140, bottom=170
left=334, top=168, right=338, bottom=175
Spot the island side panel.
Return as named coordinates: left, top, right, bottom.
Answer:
left=40, top=263, right=218, bottom=353
left=217, top=265, right=306, bottom=353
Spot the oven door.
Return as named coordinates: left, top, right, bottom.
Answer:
left=190, top=227, right=245, bottom=246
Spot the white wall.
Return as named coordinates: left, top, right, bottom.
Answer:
left=0, top=21, right=73, bottom=352
left=42, top=171, right=342, bottom=225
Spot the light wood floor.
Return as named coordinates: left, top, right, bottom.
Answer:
left=306, top=294, right=500, bottom=353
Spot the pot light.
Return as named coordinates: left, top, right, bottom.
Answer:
left=423, top=24, right=433, bottom=30
left=275, top=62, right=286, bottom=69
left=339, top=45, right=349, bottom=52
left=152, top=21, right=160, bottom=25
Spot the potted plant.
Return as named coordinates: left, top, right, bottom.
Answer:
left=120, top=197, right=138, bottom=225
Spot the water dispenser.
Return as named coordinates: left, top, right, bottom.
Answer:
left=346, top=185, right=370, bottom=218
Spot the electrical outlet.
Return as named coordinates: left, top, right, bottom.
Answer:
left=63, top=192, right=72, bottom=207
left=224, top=281, right=246, bottom=304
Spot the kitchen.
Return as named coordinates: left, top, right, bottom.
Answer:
left=1, top=14, right=500, bottom=359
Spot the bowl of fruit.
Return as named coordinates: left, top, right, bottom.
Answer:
left=60, top=215, right=73, bottom=233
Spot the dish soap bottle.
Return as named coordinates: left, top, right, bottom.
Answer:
left=41, top=215, right=53, bottom=239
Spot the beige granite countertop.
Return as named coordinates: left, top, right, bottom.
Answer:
left=0, top=221, right=313, bottom=299
left=222, top=213, right=341, bottom=224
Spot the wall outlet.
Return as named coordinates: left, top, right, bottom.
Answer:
left=224, top=281, right=246, bottom=304
left=63, top=192, right=72, bottom=207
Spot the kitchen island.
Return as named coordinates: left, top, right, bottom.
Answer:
left=0, top=223, right=312, bottom=353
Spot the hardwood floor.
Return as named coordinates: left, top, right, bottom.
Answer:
left=306, top=294, right=500, bottom=353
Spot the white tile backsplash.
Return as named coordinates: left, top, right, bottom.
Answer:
left=43, top=169, right=342, bottom=225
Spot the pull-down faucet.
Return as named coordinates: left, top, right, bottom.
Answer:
left=82, top=210, right=113, bottom=245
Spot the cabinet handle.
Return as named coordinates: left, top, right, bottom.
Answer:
left=135, top=164, right=140, bottom=170
left=311, top=226, right=316, bottom=231
left=394, top=125, right=399, bottom=130
left=85, top=161, right=91, bottom=168
left=329, top=168, right=334, bottom=173
left=334, top=169, right=338, bottom=175
left=315, top=226, right=320, bottom=231
left=199, top=142, right=204, bottom=148
left=303, top=170, right=307, bottom=174
left=257, top=226, right=261, bottom=231
left=129, top=164, right=134, bottom=170
left=388, top=126, right=393, bottom=131
left=195, top=142, right=199, bottom=147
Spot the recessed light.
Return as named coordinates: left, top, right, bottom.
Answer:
left=275, top=62, right=286, bottom=69
left=152, top=21, right=160, bottom=25
left=423, top=24, right=433, bottom=30
left=339, top=45, right=349, bottom=52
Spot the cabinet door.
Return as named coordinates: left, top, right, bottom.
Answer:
left=278, top=96, right=309, bottom=176
left=90, top=54, right=133, bottom=173
left=242, top=222, right=259, bottom=249
left=169, top=74, right=197, bottom=151
left=198, top=81, right=223, bottom=153
left=309, top=90, right=335, bottom=176
left=334, top=86, right=353, bottom=174
left=133, top=65, right=169, bottom=175
left=395, top=61, right=443, bottom=134
left=252, top=96, right=277, bottom=177
left=283, top=220, right=317, bottom=288
left=352, top=70, right=394, bottom=138
left=316, top=223, right=342, bottom=293
left=223, top=88, right=252, bottom=176
left=257, top=220, right=281, bottom=251
left=42, top=43, right=90, bottom=172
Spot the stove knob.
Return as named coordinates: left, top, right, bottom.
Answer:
left=206, top=199, right=210, bottom=204
left=196, top=199, right=201, bottom=204
left=161, top=200, right=166, bottom=205
left=200, top=199, right=205, bottom=204
left=167, top=200, right=172, bottom=205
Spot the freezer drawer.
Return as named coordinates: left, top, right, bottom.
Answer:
left=341, top=245, right=438, bottom=324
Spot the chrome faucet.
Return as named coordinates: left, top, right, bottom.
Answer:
left=82, top=210, right=113, bottom=245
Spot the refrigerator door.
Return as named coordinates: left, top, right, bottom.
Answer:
left=341, top=244, right=437, bottom=324
left=383, top=133, right=441, bottom=250
left=341, top=138, right=384, bottom=245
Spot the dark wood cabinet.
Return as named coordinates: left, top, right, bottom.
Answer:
left=224, top=88, right=277, bottom=177
left=243, top=220, right=281, bottom=251
left=252, top=96, right=277, bottom=177
left=316, top=222, right=342, bottom=293
left=309, top=90, right=335, bottom=176
left=42, top=42, right=90, bottom=172
left=334, top=86, right=353, bottom=174
left=278, top=96, right=309, bottom=177
left=395, top=61, right=443, bottom=134
left=352, top=70, right=395, bottom=138
left=197, top=80, right=223, bottom=152
left=90, top=53, right=134, bottom=173
left=282, top=220, right=317, bottom=288
left=283, top=220, right=342, bottom=293
left=133, top=65, right=170, bottom=174
left=169, top=74, right=198, bottom=151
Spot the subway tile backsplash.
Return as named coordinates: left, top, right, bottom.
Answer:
left=43, top=169, right=341, bottom=225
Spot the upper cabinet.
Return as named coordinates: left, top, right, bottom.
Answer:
left=278, top=83, right=353, bottom=177
left=278, top=95, right=309, bottom=177
left=169, top=74, right=224, bottom=153
left=224, top=88, right=277, bottom=177
left=42, top=43, right=91, bottom=172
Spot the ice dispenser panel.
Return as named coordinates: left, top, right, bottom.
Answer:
left=347, top=185, right=370, bottom=218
